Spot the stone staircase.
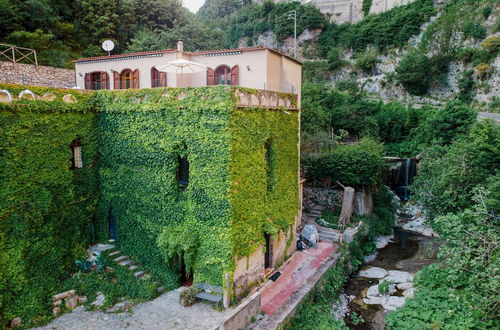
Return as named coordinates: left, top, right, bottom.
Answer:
left=91, top=243, right=164, bottom=293
left=302, top=202, right=342, bottom=243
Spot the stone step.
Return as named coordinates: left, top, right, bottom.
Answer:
left=119, top=259, right=133, bottom=266
left=129, top=265, right=138, bottom=271
left=134, top=271, right=145, bottom=278
left=108, top=250, right=121, bottom=257
left=113, top=255, right=128, bottom=262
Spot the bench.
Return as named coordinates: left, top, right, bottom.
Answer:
left=195, top=282, right=223, bottom=305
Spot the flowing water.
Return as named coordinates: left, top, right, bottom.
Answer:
left=342, top=228, right=439, bottom=329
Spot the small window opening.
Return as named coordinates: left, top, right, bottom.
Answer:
left=70, top=140, right=83, bottom=169
left=265, top=140, right=273, bottom=191
left=177, top=156, right=189, bottom=190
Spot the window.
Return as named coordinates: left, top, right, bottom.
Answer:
left=214, top=65, right=231, bottom=85
left=151, top=67, right=167, bottom=87
left=84, top=72, right=109, bottom=90
left=177, top=156, right=189, bottom=189
left=120, top=69, right=132, bottom=89
left=114, top=69, right=139, bottom=89
left=207, top=65, right=239, bottom=86
left=265, top=139, right=274, bottom=191
left=70, top=140, right=83, bottom=169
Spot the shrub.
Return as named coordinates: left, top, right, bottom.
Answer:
left=303, top=138, right=385, bottom=187
left=362, top=0, right=373, bottom=16
left=179, top=287, right=201, bottom=306
left=457, top=70, right=476, bottom=102
left=481, top=6, right=492, bottom=19
left=355, top=48, right=380, bottom=74
left=462, top=21, right=486, bottom=40
left=326, top=46, right=347, bottom=71
left=395, top=50, right=433, bottom=95
left=475, top=63, right=490, bottom=79
left=481, top=35, right=500, bottom=53
left=378, top=280, right=391, bottom=295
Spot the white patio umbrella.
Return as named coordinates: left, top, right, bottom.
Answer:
left=155, top=59, right=207, bottom=87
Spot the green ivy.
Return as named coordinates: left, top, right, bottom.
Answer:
left=0, top=84, right=98, bottom=326
left=1, top=84, right=299, bottom=325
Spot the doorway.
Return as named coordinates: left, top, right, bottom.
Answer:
left=108, top=208, right=116, bottom=241
left=264, top=233, right=272, bottom=269
left=180, top=251, right=193, bottom=287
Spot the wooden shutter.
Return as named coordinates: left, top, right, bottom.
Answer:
left=113, top=71, right=120, bottom=89
left=230, top=65, right=239, bottom=86
left=101, top=72, right=110, bottom=90
left=132, top=69, right=139, bottom=89
left=207, top=67, right=215, bottom=86
left=84, top=73, right=91, bottom=89
left=159, top=72, right=167, bottom=87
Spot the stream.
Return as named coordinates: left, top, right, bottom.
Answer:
left=341, top=228, right=440, bottom=329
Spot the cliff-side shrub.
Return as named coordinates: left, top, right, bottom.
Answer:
left=462, top=21, right=486, bottom=40
left=395, top=50, right=433, bottom=95
left=355, top=48, right=380, bottom=74
left=481, top=35, right=500, bottom=53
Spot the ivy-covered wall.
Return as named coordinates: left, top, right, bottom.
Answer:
left=0, top=85, right=299, bottom=324
left=229, top=108, right=299, bottom=258
left=0, top=84, right=98, bottom=324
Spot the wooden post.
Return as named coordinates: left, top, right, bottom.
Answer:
left=338, top=187, right=355, bottom=228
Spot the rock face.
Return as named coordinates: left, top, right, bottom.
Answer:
left=359, top=267, right=389, bottom=279
left=402, top=216, right=438, bottom=237
left=91, top=293, right=105, bottom=307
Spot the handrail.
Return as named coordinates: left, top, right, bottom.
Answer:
left=0, top=44, right=37, bottom=65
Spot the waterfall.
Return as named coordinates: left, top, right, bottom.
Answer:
left=395, top=158, right=417, bottom=201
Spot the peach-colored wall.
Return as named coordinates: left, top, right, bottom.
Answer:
left=75, top=49, right=302, bottom=103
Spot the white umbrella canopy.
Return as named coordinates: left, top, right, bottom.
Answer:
left=155, top=59, right=207, bottom=87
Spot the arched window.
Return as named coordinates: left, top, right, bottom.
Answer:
left=215, top=65, right=231, bottom=85
left=151, top=67, right=167, bottom=87
left=120, top=69, right=132, bottom=89
left=84, top=71, right=109, bottom=90
left=69, top=139, right=83, bottom=169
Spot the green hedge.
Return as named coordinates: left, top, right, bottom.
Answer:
left=303, top=139, right=385, bottom=187
left=0, top=84, right=98, bottom=326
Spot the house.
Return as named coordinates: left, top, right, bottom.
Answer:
left=1, top=42, right=302, bottom=309
left=74, top=40, right=302, bottom=103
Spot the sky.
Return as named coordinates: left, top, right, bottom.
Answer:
left=183, top=0, right=206, bottom=13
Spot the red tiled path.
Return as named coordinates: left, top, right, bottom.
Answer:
left=260, top=242, right=338, bottom=315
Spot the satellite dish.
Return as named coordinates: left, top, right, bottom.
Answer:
left=102, top=40, right=115, bottom=55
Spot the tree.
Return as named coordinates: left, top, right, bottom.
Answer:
left=395, top=49, right=433, bottom=95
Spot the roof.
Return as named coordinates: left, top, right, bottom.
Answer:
left=74, top=47, right=302, bottom=65
left=73, top=49, right=177, bottom=63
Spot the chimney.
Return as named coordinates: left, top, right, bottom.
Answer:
left=177, top=40, right=184, bottom=52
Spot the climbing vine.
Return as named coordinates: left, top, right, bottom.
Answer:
left=0, top=84, right=98, bottom=326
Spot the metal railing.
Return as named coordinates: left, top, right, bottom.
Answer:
left=0, top=44, right=37, bottom=65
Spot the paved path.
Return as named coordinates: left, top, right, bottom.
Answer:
left=34, top=288, right=231, bottom=330
left=260, top=242, right=338, bottom=315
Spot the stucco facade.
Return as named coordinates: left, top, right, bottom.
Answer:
left=74, top=42, right=302, bottom=104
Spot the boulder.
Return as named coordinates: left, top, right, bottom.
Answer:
left=381, top=296, right=406, bottom=310
left=358, top=267, right=388, bottom=279
left=396, top=282, right=413, bottom=291
left=375, top=235, right=393, bottom=249
left=403, top=288, right=416, bottom=298
left=91, top=292, right=105, bottom=307
left=10, top=317, right=22, bottom=328
left=52, top=307, right=61, bottom=317
left=65, top=296, right=78, bottom=310
left=366, top=283, right=396, bottom=299
left=385, top=270, right=413, bottom=284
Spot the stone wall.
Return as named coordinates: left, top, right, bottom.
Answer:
left=0, top=61, right=75, bottom=88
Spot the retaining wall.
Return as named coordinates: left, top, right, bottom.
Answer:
left=0, top=61, right=75, bottom=88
